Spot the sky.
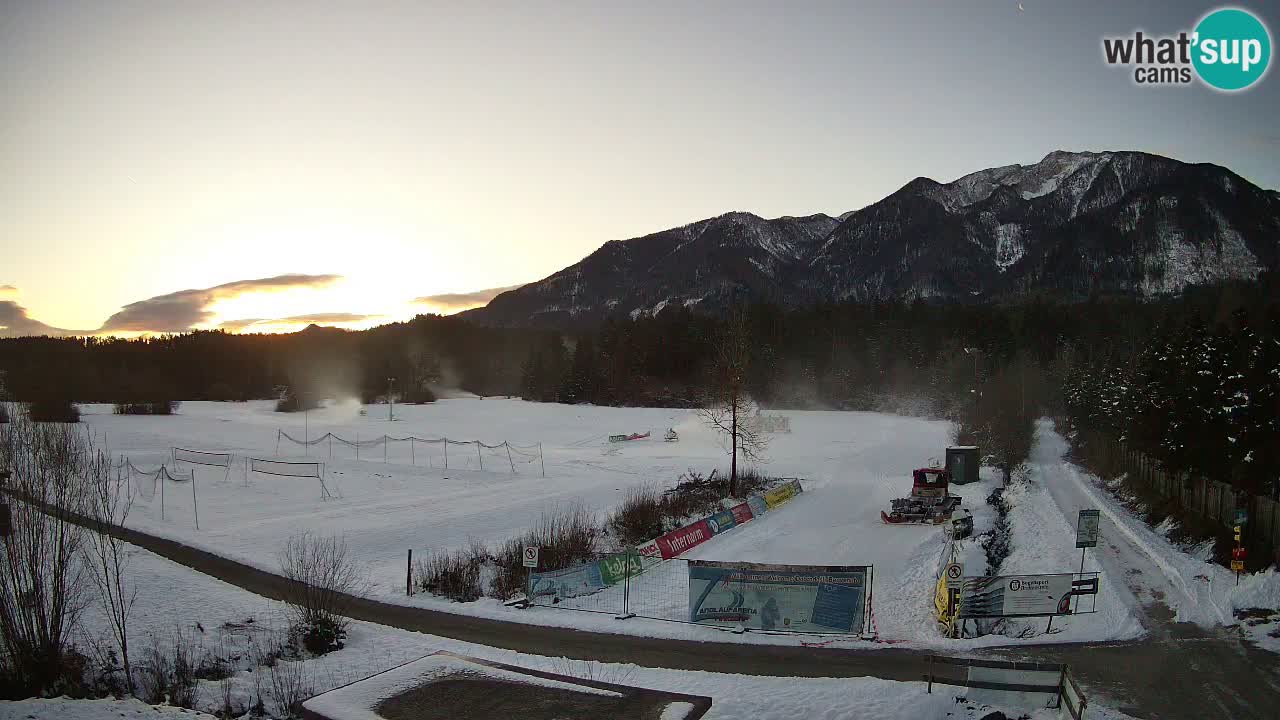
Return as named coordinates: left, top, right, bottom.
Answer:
left=2, top=0, right=1278, bottom=336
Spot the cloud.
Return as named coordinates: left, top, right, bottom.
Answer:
left=412, top=284, right=524, bottom=313
left=0, top=300, right=77, bottom=338
left=97, top=274, right=343, bottom=332
left=0, top=285, right=17, bottom=299
left=216, top=312, right=380, bottom=333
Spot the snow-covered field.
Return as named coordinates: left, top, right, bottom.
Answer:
left=20, top=535, right=1138, bottom=720
left=75, top=400, right=1151, bottom=648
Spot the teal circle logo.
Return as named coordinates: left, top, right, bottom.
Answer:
left=1192, top=8, right=1271, bottom=91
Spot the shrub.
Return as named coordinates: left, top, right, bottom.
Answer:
left=607, top=485, right=665, bottom=547
left=268, top=655, right=315, bottom=720
left=415, top=541, right=487, bottom=602
left=278, top=533, right=364, bottom=655
left=113, top=401, right=180, bottom=415
left=491, top=504, right=598, bottom=599
left=27, top=398, right=80, bottom=423
left=136, top=630, right=199, bottom=708
left=0, top=404, right=8, bottom=424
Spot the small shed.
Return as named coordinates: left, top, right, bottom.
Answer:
left=946, top=446, right=980, bottom=485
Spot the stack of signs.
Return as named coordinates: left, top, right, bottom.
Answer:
left=688, top=561, right=869, bottom=633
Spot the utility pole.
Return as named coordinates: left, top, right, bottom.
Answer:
left=387, top=377, right=396, bottom=422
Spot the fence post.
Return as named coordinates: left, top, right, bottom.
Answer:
left=329, top=434, right=333, bottom=459
left=539, top=443, right=545, bottom=478
left=275, top=430, right=280, bottom=456
left=407, top=549, right=413, bottom=596
left=191, top=469, right=199, bottom=531
left=477, top=441, right=483, bottom=470
left=506, top=443, right=515, bottom=474
left=927, top=655, right=933, bottom=693
left=356, top=431, right=360, bottom=461
left=411, top=438, right=415, bottom=466
left=444, top=439, right=448, bottom=469
left=384, top=436, right=388, bottom=463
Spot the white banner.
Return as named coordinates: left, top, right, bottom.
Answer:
left=957, top=574, right=1075, bottom=618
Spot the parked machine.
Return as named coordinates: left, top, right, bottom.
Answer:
left=881, top=467, right=963, bottom=524
left=664, top=428, right=679, bottom=442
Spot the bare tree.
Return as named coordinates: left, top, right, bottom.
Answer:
left=83, top=450, right=138, bottom=694
left=0, top=414, right=92, bottom=696
left=698, top=307, right=768, bottom=497
left=278, top=533, right=364, bottom=654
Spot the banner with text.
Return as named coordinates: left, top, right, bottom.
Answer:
left=957, top=573, right=1083, bottom=619
left=688, top=560, right=870, bottom=634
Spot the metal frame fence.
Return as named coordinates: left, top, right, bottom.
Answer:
left=529, top=551, right=876, bottom=637
left=925, top=655, right=1089, bottom=718
left=276, top=430, right=545, bottom=476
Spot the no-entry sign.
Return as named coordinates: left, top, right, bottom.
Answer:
left=522, top=546, right=539, bottom=568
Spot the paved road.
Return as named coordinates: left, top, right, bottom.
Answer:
left=10, top=489, right=1280, bottom=718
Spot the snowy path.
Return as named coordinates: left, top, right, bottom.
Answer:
left=997, top=420, right=1280, bottom=718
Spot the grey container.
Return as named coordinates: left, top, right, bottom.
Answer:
left=946, top=446, right=980, bottom=485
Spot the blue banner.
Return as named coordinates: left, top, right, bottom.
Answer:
left=529, top=562, right=606, bottom=601
left=688, top=561, right=869, bottom=633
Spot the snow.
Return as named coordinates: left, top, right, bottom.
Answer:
left=303, top=653, right=622, bottom=720
left=1031, top=420, right=1280, bottom=651
left=67, top=401, right=1159, bottom=653
left=55, top=536, right=1143, bottom=720
left=0, top=698, right=216, bottom=720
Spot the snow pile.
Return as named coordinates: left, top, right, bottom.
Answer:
left=0, top=697, right=216, bottom=720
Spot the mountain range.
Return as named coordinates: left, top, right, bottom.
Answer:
left=462, top=151, right=1280, bottom=328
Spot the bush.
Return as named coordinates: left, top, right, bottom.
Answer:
left=415, top=541, right=487, bottom=602
left=278, top=533, right=364, bottom=655
left=113, top=401, right=180, bottom=415
left=27, top=398, right=80, bottom=423
left=136, top=630, right=199, bottom=708
left=491, top=504, right=599, bottom=599
left=607, top=485, right=665, bottom=547
left=0, top=404, right=8, bottom=424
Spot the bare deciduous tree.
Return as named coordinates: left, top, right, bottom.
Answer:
left=698, top=307, right=768, bottom=497
left=0, top=414, right=91, bottom=697
left=278, top=533, right=364, bottom=654
left=83, top=450, right=138, bottom=694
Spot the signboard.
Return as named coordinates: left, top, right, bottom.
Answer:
left=656, top=519, right=712, bottom=558
left=706, top=510, right=737, bottom=534
left=935, top=561, right=963, bottom=624
left=1075, top=509, right=1100, bottom=548
left=522, top=546, right=539, bottom=568
left=729, top=502, right=754, bottom=525
left=763, top=480, right=802, bottom=509
left=688, top=560, right=869, bottom=633
left=958, top=574, right=1076, bottom=619
left=1231, top=560, right=1245, bottom=572
left=597, top=550, right=642, bottom=586
left=529, top=562, right=604, bottom=601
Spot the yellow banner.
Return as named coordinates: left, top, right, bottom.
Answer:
left=764, top=481, right=800, bottom=509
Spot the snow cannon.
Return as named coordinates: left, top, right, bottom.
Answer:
left=881, top=467, right=963, bottom=524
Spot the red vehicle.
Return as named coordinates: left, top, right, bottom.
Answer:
left=881, top=467, right=963, bottom=524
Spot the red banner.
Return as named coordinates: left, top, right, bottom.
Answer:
left=656, top=520, right=712, bottom=559
left=730, top=502, right=754, bottom=525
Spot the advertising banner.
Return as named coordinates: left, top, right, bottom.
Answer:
left=688, top=561, right=869, bottom=633
left=656, top=519, right=712, bottom=558
left=597, top=549, right=643, bottom=586
left=747, top=494, right=769, bottom=518
left=763, top=480, right=802, bottom=509
left=706, top=510, right=737, bottom=534
left=957, top=574, right=1076, bottom=618
left=529, top=562, right=606, bottom=601
left=730, top=502, right=754, bottom=525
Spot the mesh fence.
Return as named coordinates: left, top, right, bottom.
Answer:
left=529, top=553, right=690, bottom=623
left=172, top=447, right=233, bottom=468
left=276, top=430, right=544, bottom=475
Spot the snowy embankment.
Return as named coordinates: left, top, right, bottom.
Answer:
left=1032, top=420, right=1280, bottom=652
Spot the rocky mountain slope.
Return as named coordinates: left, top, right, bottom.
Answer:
left=463, top=151, right=1279, bottom=328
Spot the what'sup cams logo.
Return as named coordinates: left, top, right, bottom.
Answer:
left=1103, top=7, right=1271, bottom=91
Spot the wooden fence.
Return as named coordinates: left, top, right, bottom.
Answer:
left=1113, top=438, right=1280, bottom=564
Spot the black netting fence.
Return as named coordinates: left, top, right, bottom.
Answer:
left=276, top=430, right=544, bottom=476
